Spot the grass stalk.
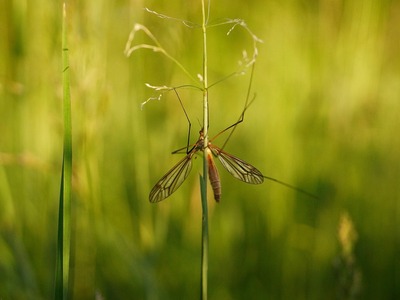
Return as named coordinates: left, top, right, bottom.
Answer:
left=200, top=0, right=209, bottom=299
left=54, top=3, right=72, bottom=299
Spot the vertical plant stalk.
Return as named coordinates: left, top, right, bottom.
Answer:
left=200, top=0, right=209, bottom=299
left=55, top=3, right=72, bottom=300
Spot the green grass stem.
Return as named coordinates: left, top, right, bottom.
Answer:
left=54, top=3, right=72, bottom=299
left=200, top=1, right=210, bottom=299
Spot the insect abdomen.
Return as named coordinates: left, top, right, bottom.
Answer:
left=207, top=150, right=221, bottom=202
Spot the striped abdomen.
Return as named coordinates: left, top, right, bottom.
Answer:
left=207, top=149, right=221, bottom=202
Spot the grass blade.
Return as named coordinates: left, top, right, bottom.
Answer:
left=54, top=3, right=72, bottom=299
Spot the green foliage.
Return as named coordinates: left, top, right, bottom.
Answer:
left=0, top=0, right=399, bottom=299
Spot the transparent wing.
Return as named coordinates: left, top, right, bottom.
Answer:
left=149, top=153, right=194, bottom=203
left=210, top=145, right=264, bottom=184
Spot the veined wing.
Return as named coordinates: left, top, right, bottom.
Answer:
left=149, top=152, right=195, bottom=203
left=210, top=145, right=264, bottom=184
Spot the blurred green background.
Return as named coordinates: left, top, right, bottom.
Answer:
left=1, top=0, right=399, bottom=299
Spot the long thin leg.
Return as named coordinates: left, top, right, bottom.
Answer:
left=211, top=63, right=256, bottom=150
left=173, top=88, right=192, bottom=154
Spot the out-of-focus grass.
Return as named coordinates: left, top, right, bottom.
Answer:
left=0, top=0, right=399, bottom=299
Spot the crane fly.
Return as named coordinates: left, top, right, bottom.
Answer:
left=148, top=65, right=317, bottom=203
left=149, top=128, right=264, bottom=203
left=149, top=66, right=264, bottom=203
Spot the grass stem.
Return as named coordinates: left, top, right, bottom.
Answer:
left=200, top=0, right=209, bottom=299
left=54, top=3, right=72, bottom=299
